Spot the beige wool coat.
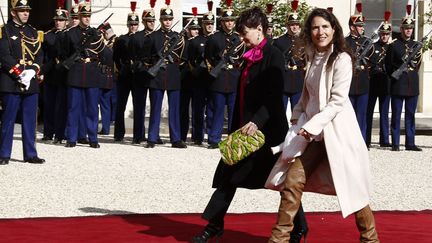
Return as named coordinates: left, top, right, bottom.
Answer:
left=291, top=45, right=372, bottom=218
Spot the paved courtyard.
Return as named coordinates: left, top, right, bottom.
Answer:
left=0, top=131, right=430, bottom=219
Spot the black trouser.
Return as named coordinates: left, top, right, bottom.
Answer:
left=202, top=183, right=237, bottom=226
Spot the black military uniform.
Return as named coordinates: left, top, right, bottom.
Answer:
left=0, top=0, right=45, bottom=164
left=127, top=6, right=156, bottom=144
left=345, top=5, right=372, bottom=142
left=385, top=7, right=422, bottom=151
left=179, top=13, right=200, bottom=143
left=273, top=2, right=304, bottom=112
left=366, top=13, right=392, bottom=148
left=113, top=4, right=141, bottom=142
left=205, top=4, right=245, bottom=148
left=145, top=3, right=187, bottom=148
left=62, top=2, right=108, bottom=148
left=40, top=5, right=69, bottom=144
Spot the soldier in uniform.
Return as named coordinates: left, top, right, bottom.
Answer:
left=205, top=0, right=245, bottom=149
left=265, top=3, right=274, bottom=40
left=145, top=0, right=187, bottom=148
left=40, top=1, right=69, bottom=144
left=98, top=22, right=116, bottom=135
left=128, top=0, right=157, bottom=144
left=113, top=1, right=140, bottom=142
left=273, top=0, right=305, bottom=112
left=345, top=1, right=372, bottom=142
left=0, top=0, right=45, bottom=164
left=179, top=8, right=200, bottom=143
left=69, top=0, right=80, bottom=28
left=186, top=1, right=215, bottom=146
left=62, top=1, right=108, bottom=148
left=366, top=11, right=392, bottom=148
left=385, top=4, right=422, bottom=151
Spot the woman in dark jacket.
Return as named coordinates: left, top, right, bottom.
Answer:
left=192, top=7, right=289, bottom=242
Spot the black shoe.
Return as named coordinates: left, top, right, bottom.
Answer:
left=207, top=143, right=219, bottom=149
left=145, top=142, right=155, bottom=148
left=98, top=131, right=109, bottom=135
left=41, top=136, right=53, bottom=141
left=290, top=204, right=308, bottom=243
left=77, top=138, right=89, bottom=144
left=114, top=137, right=123, bottom=142
left=391, top=145, right=400, bottom=151
left=0, top=158, right=9, bottom=165
left=405, top=145, right=422, bottom=151
left=132, top=138, right=142, bottom=144
left=25, top=157, right=45, bottom=164
left=89, top=142, right=100, bottom=148
left=155, top=138, right=164, bottom=144
left=194, top=141, right=203, bottom=146
left=65, top=142, right=76, bottom=148
left=192, top=224, right=224, bottom=243
left=380, top=143, right=392, bottom=148
left=172, top=141, right=187, bottom=148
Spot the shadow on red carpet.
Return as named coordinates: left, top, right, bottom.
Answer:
left=0, top=210, right=431, bottom=242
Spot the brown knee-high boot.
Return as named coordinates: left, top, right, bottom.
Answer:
left=354, top=205, right=380, bottom=243
left=269, top=159, right=306, bottom=243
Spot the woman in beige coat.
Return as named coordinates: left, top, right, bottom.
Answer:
left=268, top=8, right=380, bottom=243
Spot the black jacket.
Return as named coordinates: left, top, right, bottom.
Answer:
left=345, top=35, right=371, bottom=95
left=385, top=37, right=421, bottom=96
left=62, top=26, right=109, bottom=89
left=0, top=21, right=43, bottom=94
left=273, top=33, right=305, bottom=94
left=212, top=40, right=288, bottom=189
left=205, top=31, right=245, bottom=93
left=369, top=41, right=391, bottom=95
left=128, top=29, right=153, bottom=87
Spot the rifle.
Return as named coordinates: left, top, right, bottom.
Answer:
left=354, top=22, right=383, bottom=70
left=59, top=13, right=114, bottom=70
left=391, top=28, right=432, bottom=79
left=147, top=19, right=192, bottom=78
left=209, top=36, right=240, bottom=78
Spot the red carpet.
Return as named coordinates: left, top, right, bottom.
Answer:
left=0, top=211, right=431, bottom=242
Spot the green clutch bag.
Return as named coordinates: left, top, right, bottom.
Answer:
left=219, top=129, right=265, bottom=166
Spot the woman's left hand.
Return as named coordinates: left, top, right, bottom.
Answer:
left=241, top=122, right=258, bottom=136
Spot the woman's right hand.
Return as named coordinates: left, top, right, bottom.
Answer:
left=290, top=119, right=298, bottom=125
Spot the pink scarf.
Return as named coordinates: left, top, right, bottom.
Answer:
left=238, top=38, right=267, bottom=125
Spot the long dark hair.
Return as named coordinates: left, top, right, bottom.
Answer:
left=235, top=7, right=268, bottom=35
left=301, top=8, right=353, bottom=70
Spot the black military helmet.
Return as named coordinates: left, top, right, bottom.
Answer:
left=287, top=0, right=300, bottom=25
left=53, top=0, right=68, bottom=20
left=220, top=0, right=236, bottom=21
left=160, top=0, right=174, bottom=19
left=202, top=0, right=215, bottom=24
left=349, top=1, right=365, bottom=26
left=378, top=11, right=392, bottom=33
left=142, top=0, right=156, bottom=21
left=188, top=7, right=200, bottom=29
left=401, top=4, right=415, bottom=28
left=78, top=0, right=91, bottom=16
left=127, top=1, right=139, bottom=25
left=11, top=0, right=31, bottom=11
left=70, top=0, right=79, bottom=18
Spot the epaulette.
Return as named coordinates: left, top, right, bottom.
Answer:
left=45, top=29, right=53, bottom=35
left=0, top=24, right=2, bottom=39
left=37, top=30, right=44, bottom=43
left=188, top=36, right=196, bottom=41
left=63, top=26, right=74, bottom=32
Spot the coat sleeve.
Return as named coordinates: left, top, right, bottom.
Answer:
left=250, top=48, right=285, bottom=128
left=302, top=52, right=352, bottom=136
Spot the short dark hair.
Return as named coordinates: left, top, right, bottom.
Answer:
left=302, top=8, right=353, bottom=70
left=235, top=7, right=268, bottom=35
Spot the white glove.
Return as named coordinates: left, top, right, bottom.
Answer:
left=18, top=69, right=36, bottom=90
